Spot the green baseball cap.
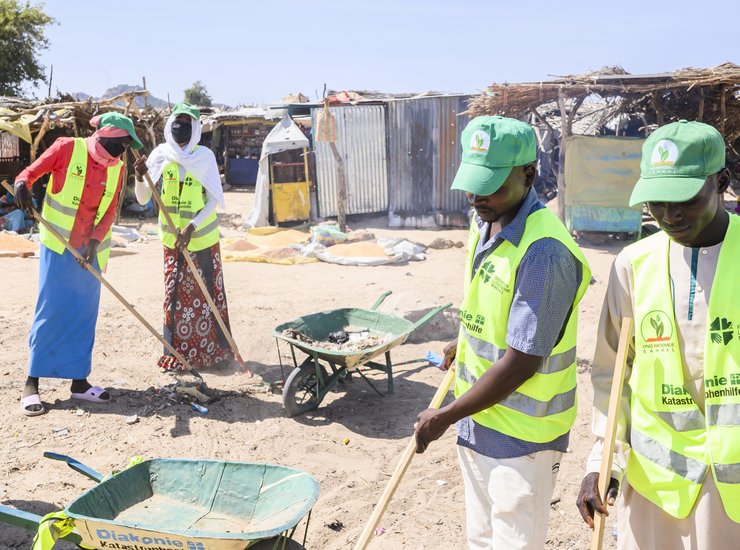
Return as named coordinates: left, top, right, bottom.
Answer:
left=451, top=116, right=537, bottom=195
left=629, top=120, right=725, bottom=206
left=97, top=112, right=143, bottom=150
left=171, top=102, right=201, bottom=120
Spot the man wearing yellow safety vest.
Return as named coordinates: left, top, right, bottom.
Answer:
left=415, top=116, right=591, bottom=549
left=577, top=120, right=740, bottom=549
left=134, top=103, right=243, bottom=374
left=13, top=113, right=143, bottom=416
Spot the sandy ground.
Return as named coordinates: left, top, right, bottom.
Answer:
left=0, top=189, right=625, bottom=549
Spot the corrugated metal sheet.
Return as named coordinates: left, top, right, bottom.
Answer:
left=312, top=105, right=388, bottom=217
left=387, top=95, right=471, bottom=227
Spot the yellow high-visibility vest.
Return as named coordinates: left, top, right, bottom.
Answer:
left=454, top=207, right=591, bottom=443
left=626, top=214, right=740, bottom=520
left=158, top=160, right=219, bottom=251
left=39, top=138, right=121, bottom=270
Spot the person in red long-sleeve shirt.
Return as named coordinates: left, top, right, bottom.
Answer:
left=14, top=112, right=143, bottom=416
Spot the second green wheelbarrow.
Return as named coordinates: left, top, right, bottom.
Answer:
left=273, top=291, right=451, bottom=417
left=0, top=452, right=319, bottom=549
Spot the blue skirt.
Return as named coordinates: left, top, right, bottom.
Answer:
left=28, top=245, right=101, bottom=379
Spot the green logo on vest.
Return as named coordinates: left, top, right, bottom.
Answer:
left=166, top=168, right=177, bottom=180
left=479, top=260, right=495, bottom=283
left=641, top=310, right=673, bottom=342
left=184, top=175, right=194, bottom=186
left=72, top=163, right=84, bottom=178
left=710, top=317, right=734, bottom=346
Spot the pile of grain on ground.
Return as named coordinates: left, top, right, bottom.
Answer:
left=247, top=229, right=309, bottom=247
left=223, top=239, right=259, bottom=252
left=325, top=241, right=389, bottom=258
left=0, top=233, right=38, bottom=257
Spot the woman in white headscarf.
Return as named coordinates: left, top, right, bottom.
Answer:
left=134, top=102, right=233, bottom=372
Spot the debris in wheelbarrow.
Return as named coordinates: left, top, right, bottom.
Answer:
left=281, top=327, right=388, bottom=352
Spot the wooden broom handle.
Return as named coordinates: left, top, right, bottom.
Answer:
left=354, top=365, right=457, bottom=549
left=591, top=317, right=632, bottom=550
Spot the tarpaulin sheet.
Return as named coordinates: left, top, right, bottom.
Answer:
left=564, top=135, right=643, bottom=208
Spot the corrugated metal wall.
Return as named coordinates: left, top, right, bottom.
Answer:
left=312, top=105, right=388, bottom=217
left=387, top=96, right=471, bottom=227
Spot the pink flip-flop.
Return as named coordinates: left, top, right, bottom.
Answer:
left=71, top=386, right=111, bottom=403
left=21, top=394, right=46, bottom=417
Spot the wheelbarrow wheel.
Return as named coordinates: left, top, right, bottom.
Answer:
left=283, top=360, right=327, bottom=417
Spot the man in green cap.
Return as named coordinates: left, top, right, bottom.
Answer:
left=577, top=120, right=739, bottom=549
left=414, top=116, right=592, bottom=549
left=14, top=112, right=142, bottom=416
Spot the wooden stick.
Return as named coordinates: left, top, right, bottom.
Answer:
left=0, top=179, right=202, bottom=380
left=130, top=150, right=252, bottom=376
left=354, top=365, right=457, bottom=550
left=591, top=317, right=633, bottom=550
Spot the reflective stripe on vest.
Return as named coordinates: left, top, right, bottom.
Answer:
left=39, top=138, right=121, bottom=270
left=626, top=215, right=740, bottom=520
left=158, top=161, right=219, bottom=252
left=453, top=207, right=591, bottom=444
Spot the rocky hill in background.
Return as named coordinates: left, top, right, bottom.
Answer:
left=70, top=84, right=169, bottom=108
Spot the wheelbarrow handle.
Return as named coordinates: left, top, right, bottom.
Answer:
left=43, top=452, right=104, bottom=483
left=411, top=303, right=453, bottom=331
left=370, top=291, right=393, bottom=311
left=0, top=505, right=84, bottom=544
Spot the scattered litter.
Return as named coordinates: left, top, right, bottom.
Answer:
left=75, top=408, right=85, bottom=417
left=341, top=437, right=350, bottom=445
left=51, top=426, right=69, bottom=437
left=424, top=351, right=445, bottom=369
left=550, top=497, right=561, bottom=506
left=125, top=414, right=139, bottom=425
left=191, top=403, right=209, bottom=414
left=375, top=527, right=386, bottom=536
left=436, top=479, right=448, bottom=486
left=326, top=520, right=344, bottom=532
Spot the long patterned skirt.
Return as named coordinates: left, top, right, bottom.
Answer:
left=157, top=242, right=234, bottom=371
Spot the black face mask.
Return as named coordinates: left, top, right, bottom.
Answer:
left=101, top=139, right=127, bottom=158
left=171, top=121, right=192, bottom=144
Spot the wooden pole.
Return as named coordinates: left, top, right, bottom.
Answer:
left=591, top=318, right=633, bottom=550
left=556, top=89, right=568, bottom=223
left=329, top=141, right=347, bottom=232
left=698, top=88, right=705, bottom=122
left=131, top=150, right=253, bottom=377
left=0, top=179, right=202, bottom=380
left=354, top=366, right=457, bottom=550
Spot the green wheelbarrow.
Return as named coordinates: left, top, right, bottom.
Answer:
left=0, top=452, right=319, bottom=549
left=273, top=291, right=451, bottom=417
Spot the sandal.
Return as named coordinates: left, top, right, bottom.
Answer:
left=21, top=394, right=46, bottom=417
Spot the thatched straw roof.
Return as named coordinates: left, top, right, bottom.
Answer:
left=0, top=90, right=165, bottom=161
left=469, top=63, right=740, bottom=176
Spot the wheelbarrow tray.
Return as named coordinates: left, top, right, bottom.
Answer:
left=64, top=458, right=319, bottom=549
left=273, top=307, right=415, bottom=370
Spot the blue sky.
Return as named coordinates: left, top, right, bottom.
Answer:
left=32, top=0, right=738, bottom=107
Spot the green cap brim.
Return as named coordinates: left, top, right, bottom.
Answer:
left=129, top=131, right=143, bottom=150
left=628, top=176, right=706, bottom=206
left=451, top=163, right=512, bottom=195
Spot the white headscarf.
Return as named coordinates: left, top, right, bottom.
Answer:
left=146, top=113, right=225, bottom=208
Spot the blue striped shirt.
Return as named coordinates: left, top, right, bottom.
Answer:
left=456, top=187, right=582, bottom=458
